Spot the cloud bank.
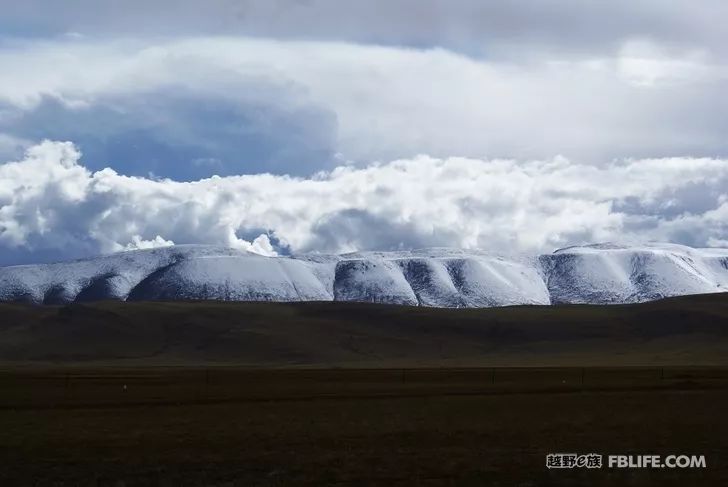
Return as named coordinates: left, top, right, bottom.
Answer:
left=1, top=140, right=728, bottom=264
left=1, top=3, right=727, bottom=263
left=6, top=1, right=728, bottom=61
left=0, top=36, right=726, bottom=179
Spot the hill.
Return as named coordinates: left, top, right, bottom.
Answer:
left=1, top=243, right=728, bottom=308
left=2, top=292, right=728, bottom=366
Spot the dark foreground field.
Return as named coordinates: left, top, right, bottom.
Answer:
left=2, top=295, right=728, bottom=485
left=1, top=292, right=728, bottom=366
left=0, top=367, right=727, bottom=486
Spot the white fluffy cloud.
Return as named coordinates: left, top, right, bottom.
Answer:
left=1, top=141, right=728, bottom=262
left=122, top=235, right=175, bottom=251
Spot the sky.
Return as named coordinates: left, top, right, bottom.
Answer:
left=1, top=1, right=728, bottom=264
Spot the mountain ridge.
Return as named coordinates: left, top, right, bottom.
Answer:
left=1, top=243, right=727, bottom=307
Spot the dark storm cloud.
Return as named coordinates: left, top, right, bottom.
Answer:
left=0, top=89, right=338, bottom=179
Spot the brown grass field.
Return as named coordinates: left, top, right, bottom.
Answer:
left=0, top=367, right=727, bottom=486
left=2, top=292, right=728, bottom=367
left=1, top=294, right=728, bottom=485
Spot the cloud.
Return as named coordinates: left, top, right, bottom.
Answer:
left=0, top=133, right=31, bottom=161
left=1, top=140, right=728, bottom=265
left=0, top=36, right=726, bottom=179
left=0, top=3, right=724, bottom=265
left=122, top=235, right=175, bottom=251
left=4, top=1, right=728, bottom=61
left=0, top=89, right=338, bottom=178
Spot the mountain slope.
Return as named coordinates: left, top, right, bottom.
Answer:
left=0, top=243, right=727, bottom=307
left=541, top=243, right=728, bottom=304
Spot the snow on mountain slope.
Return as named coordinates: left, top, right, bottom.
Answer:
left=442, top=257, right=550, bottom=307
left=127, top=254, right=332, bottom=302
left=0, top=246, right=182, bottom=304
left=542, top=243, right=728, bottom=304
left=334, top=259, right=419, bottom=305
left=396, top=258, right=463, bottom=306
left=337, top=249, right=548, bottom=307
left=0, top=243, right=726, bottom=307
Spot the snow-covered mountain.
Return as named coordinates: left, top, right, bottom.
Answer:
left=1, top=243, right=727, bottom=307
left=542, top=243, right=728, bottom=304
